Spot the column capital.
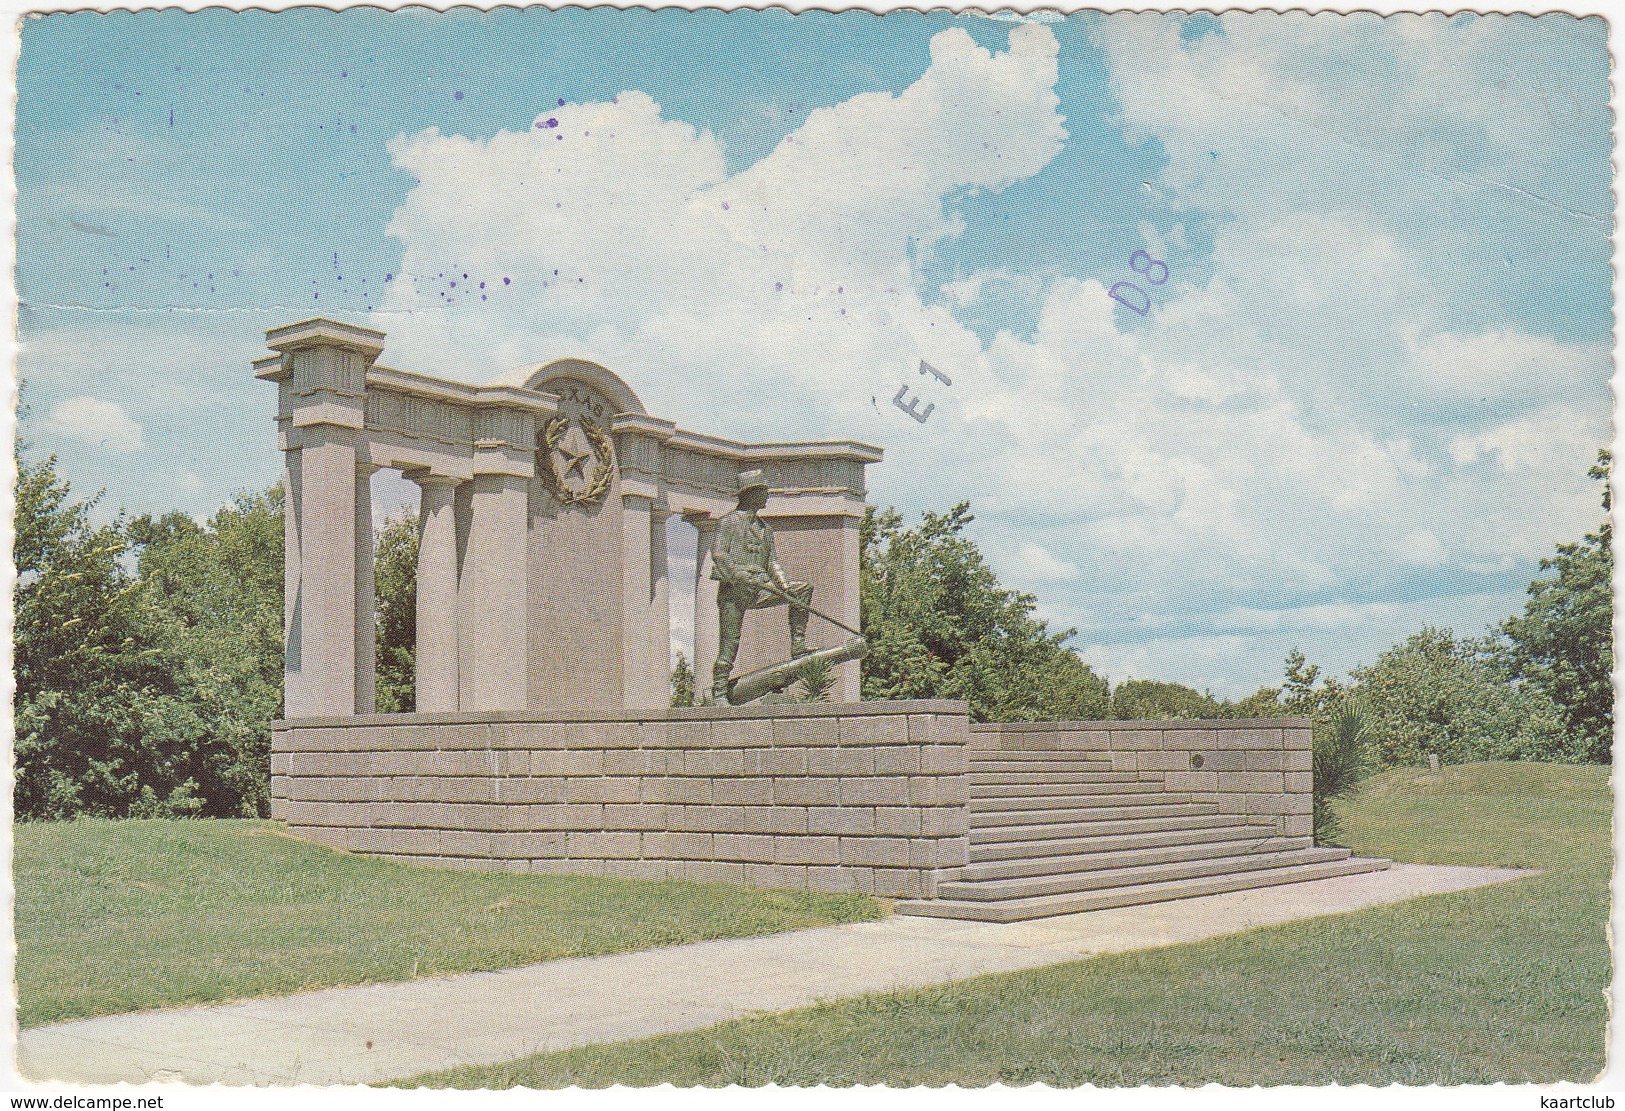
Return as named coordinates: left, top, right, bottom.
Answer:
left=265, top=318, right=387, bottom=364
left=403, top=468, right=465, bottom=489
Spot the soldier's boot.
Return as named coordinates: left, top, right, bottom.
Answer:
left=709, top=664, right=733, bottom=706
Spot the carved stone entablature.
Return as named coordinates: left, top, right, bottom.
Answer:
left=657, top=437, right=879, bottom=507
left=615, top=428, right=663, bottom=480
left=753, top=455, right=868, bottom=498
left=664, top=444, right=739, bottom=497
left=368, top=387, right=475, bottom=446
left=476, top=406, right=531, bottom=450
left=287, top=346, right=365, bottom=397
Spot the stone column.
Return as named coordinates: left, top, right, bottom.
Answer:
left=354, top=463, right=378, bottom=715
left=458, top=472, right=530, bottom=711
left=649, top=503, right=672, bottom=702
left=261, top=319, right=385, bottom=718
left=412, top=474, right=462, bottom=712
left=691, top=514, right=720, bottom=681
left=619, top=494, right=657, bottom=709
left=283, top=438, right=364, bottom=715
left=282, top=449, right=303, bottom=681
left=831, top=513, right=863, bottom=702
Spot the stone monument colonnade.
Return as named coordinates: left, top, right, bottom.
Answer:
left=257, top=318, right=879, bottom=715
left=262, top=319, right=1359, bottom=914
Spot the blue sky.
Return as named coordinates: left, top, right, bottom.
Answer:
left=16, top=9, right=1614, bottom=697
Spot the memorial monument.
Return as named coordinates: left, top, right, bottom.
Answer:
left=256, top=317, right=877, bottom=714
left=261, top=319, right=1384, bottom=917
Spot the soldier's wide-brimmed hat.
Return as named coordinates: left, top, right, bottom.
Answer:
left=736, top=469, right=770, bottom=496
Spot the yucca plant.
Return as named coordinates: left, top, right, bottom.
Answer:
left=1313, top=706, right=1368, bottom=846
left=796, top=656, right=837, bottom=703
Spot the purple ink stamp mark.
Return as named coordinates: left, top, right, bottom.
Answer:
left=1109, top=249, right=1171, bottom=316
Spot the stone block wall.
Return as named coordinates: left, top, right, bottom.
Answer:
left=270, top=700, right=971, bottom=898
left=970, top=719, right=1314, bottom=838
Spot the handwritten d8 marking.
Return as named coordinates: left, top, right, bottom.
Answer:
left=1108, top=249, right=1170, bottom=317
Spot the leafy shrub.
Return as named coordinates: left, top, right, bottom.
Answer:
left=1110, top=679, right=1224, bottom=721
left=1352, top=627, right=1572, bottom=767
left=670, top=651, right=696, bottom=707
left=374, top=510, right=419, bottom=714
left=796, top=655, right=836, bottom=703
left=130, top=488, right=285, bottom=817
left=14, top=454, right=180, bottom=820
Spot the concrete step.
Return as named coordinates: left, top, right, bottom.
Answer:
left=938, top=847, right=1352, bottom=902
left=962, top=779, right=1183, bottom=805
left=968, top=765, right=1119, bottom=779
left=969, top=754, right=1114, bottom=769
left=970, top=790, right=1190, bottom=814
left=970, top=776, right=1148, bottom=795
left=897, top=857, right=1393, bottom=922
left=970, top=747, right=1112, bottom=758
left=961, top=835, right=1312, bottom=882
left=972, top=800, right=1207, bottom=827
left=971, top=809, right=1236, bottom=846
left=969, top=821, right=1280, bottom=863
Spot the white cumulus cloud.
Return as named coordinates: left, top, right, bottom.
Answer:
left=364, top=16, right=1609, bottom=695
left=43, top=396, right=144, bottom=453
left=1011, top=541, right=1080, bottom=583
left=375, top=26, right=1064, bottom=444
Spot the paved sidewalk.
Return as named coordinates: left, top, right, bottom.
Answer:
left=18, top=864, right=1533, bottom=1087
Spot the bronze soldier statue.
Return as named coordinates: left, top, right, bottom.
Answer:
left=708, top=470, right=813, bottom=705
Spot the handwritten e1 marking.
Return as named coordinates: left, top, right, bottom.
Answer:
left=1108, top=249, right=1170, bottom=316
left=894, top=359, right=952, bottom=424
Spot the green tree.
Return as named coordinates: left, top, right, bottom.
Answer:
left=14, top=453, right=186, bottom=820
left=1109, top=679, right=1222, bottom=720
left=670, top=651, right=695, bottom=708
left=1496, top=449, right=1613, bottom=763
left=374, top=510, right=419, bottom=714
left=129, top=486, right=286, bottom=817
left=859, top=504, right=1109, bottom=722
left=1260, top=650, right=1366, bottom=846
left=1220, top=686, right=1286, bottom=719
left=1351, top=626, right=1570, bottom=767
left=1279, top=647, right=1349, bottom=722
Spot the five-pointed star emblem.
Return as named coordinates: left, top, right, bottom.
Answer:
left=557, top=447, right=591, bottom=480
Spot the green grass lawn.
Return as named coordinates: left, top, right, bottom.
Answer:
left=401, top=760, right=1610, bottom=1088
left=15, top=818, right=880, bottom=1028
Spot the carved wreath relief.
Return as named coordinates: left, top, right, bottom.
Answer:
left=539, top=382, right=616, bottom=506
